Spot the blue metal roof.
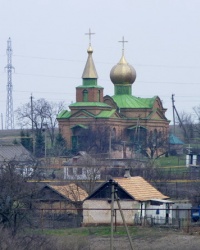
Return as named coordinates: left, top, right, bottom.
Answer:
left=169, top=134, right=184, bottom=145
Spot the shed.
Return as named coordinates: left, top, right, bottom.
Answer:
left=169, top=134, right=184, bottom=155
left=35, top=183, right=88, bottom=213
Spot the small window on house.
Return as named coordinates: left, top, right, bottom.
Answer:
left=83, top=89, right=88, bottom=102
left=73, top=158, right=77, bottom=164
left=68, top=167, right=73, bottom=175
left=77, top=168, right=82, bottom=175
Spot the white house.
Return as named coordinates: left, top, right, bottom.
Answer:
left=63, top=151, right=101, bottom=180
left=83, top=172, right=172, bottom=226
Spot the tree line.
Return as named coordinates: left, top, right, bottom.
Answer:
left=16, top=98, right=67, bottom=157
left=176, top=105, right=200, bottom=151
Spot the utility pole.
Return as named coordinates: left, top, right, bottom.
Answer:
left=1, top=113, right=3, bottom=130
left=30, top=94, right=35, bottom=155
left=110, top=181, right=114, bottom=250
left=110, top=180, right=134, bottom=250
left=171, top=94, right=189, bottom=141
left=5, top=38, right=14, bottom=129
left=172, top=94, right=176, bottom=134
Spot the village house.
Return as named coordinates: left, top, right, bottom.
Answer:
left=33, top=183, right=88, bottom=228
left=0, top=144, right=36, bottom=176
left=169, top=134, right=184, bottom=155
left=63, top=151, right=101, bottom=180
left=83, top=170, right=173, bottom=226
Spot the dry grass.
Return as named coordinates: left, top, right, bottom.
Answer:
left=2, top=226, right=200, bottom=250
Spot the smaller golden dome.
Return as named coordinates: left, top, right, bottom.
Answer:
left=87, top=45, right=93, bottom=53
left=110, top=54, right=136, bottom=85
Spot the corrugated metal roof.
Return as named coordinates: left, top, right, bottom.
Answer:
left=169, top=134, right=184, bottom=145
left=112, top=95, right=156, bottom=109
left=95, top=109, right=116, bottom=118
left=69, top=102, right=111, bottom=108
left=114, top=176, right=168, bottom=201
left=48, top=184, right=88, bottom=202
left=0, top=144, right=34, bottom=163
left=57, top=110, right=71, bottom=119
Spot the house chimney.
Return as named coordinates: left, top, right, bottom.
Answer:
left=124, top=168, right=131, bottom=178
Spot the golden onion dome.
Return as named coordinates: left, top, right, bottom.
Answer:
left=110, top=54, right=136, bottom=85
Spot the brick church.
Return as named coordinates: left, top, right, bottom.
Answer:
left=57, top=34, right=169, bottom=155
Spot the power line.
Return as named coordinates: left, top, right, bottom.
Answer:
left=14, top=72, right=80, bottom=79
left=12, top=72, right=200, bottom=85
left=13, top=54, right=84, bottom=63
left=13, top=54, right=200, bottom=69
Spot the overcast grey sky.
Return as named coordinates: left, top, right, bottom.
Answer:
left=0, top=0, right=200, bottom=127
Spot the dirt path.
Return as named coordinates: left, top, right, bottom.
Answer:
left=89, top=232, right=200, bottom=250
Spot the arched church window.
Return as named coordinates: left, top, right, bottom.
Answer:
left=129, top=126, right=147, bottom=148
left=112, top=127, right=116, bottom=140
left=83, top=89, right=88, bottom=102
left=98, top=90, right=101, bottom=102
left=153, top=129, right=158, bottom=145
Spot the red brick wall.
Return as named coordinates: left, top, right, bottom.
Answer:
left=76, top=87, right=103, bottom=102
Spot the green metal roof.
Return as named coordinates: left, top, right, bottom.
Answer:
left=76, top=85, right=103, bottom=89
left=95, top=109, right=116, bottom=118
left=112, top=95, right=156, bottom=108
left=69, top=102, right=111, bottom=108
left=57, top=110, right=71, bottom=119
left=70, top=124, right=88, bottom=129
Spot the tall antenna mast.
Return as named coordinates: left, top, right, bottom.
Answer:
left=5, top=37, right=14, bottom=129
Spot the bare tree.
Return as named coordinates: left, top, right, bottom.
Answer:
left=192, top=105, right=200, bottom=140
left=72, top=124, right=110, bottom=154
left=132, top=129, right=169, bottom=159
left=178, top=111, right=195, bottom=143
left=0, top=162, right=38, bottom=235
left=177, top=107, right=200, bottom=145
left=16, top=98, right=65, bottom=147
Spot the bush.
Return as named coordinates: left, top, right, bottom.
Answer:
left=169, top=149, right=177, bottom=156
left=0, top=227, right=51, bottom=250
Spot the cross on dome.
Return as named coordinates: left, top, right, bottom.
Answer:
left=118, top=36, right=128, bottom=54
left=85, top=28, right=95, bottom=45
